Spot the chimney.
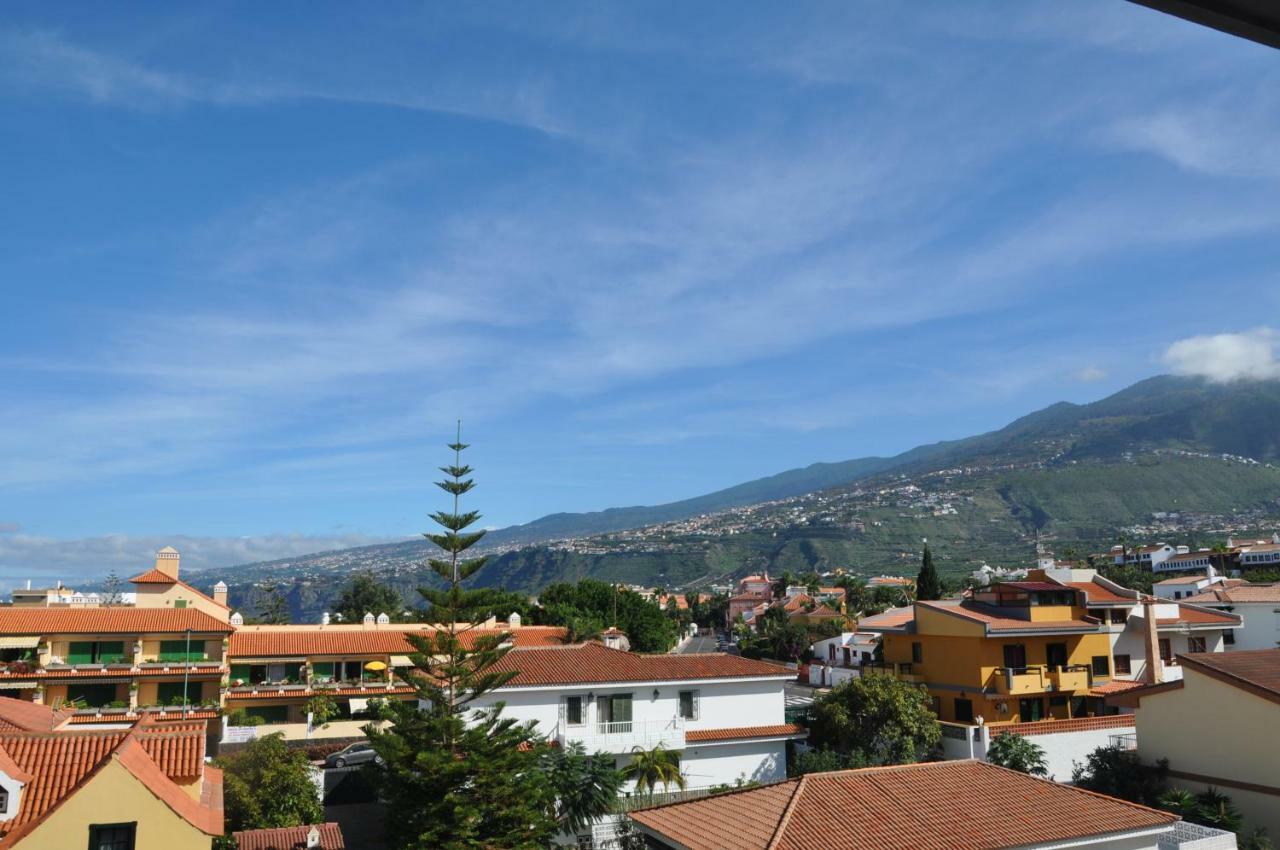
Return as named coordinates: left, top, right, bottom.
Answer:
left=376, top=612, right=389, bottom=625
left=213, top=581, right=228, bottom=607
left=1142, top=597, right=1163, bottom=684
left=321, top=612, right=330, bottom=626
left=306, top=826, right=321, bottom=849
left=155, top=546, right=180, bottom=579
left=362, top=612, right=374, bottom=628
left=508, top=611, right=522, bottom=630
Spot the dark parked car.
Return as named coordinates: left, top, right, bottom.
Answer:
left=324, top=741, right=383, bottom=769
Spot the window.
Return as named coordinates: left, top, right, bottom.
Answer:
left=1224, top=630, right=1235, bottom=646
left=565, top=696, right=584, bottom=726
left=158, top=640, right=205, bottom=662
left=1002, top=644, right=1026, bottom=669
left=1018, top=697, right=1043, bottom=722
left=89, top=823, right=137, bottom=850
left=173, top=599, right=188, bottom=609
left=67, top=641, right=127, bottom=665
left=0, top=787, right=7, bottom=815
left=1158, top=639, right=1172, bottom=663
left=1048, top=695, right=1068, bottom=706
left=911, top=642, right=923, bottom=664
left=1114, top=654, right=1131, bottom=675
left=67, top=683, right=119, bottom=708
left=828, top=644, right=836, bottom=660
left=1045, top=643, right=1068, bottom=670
left=157, top=681, right=201, bottom=706
left=954, top=698, right=974, bottom=723
left=1188, top=636, right=1206, bottom=654
left=1091, top=656, right=1110, bottom=677
left=678, top=690, right=698, bottom=720
left=599, top=694, right=633, bottom=731
left=1112, top=609, right=1129, bottom=624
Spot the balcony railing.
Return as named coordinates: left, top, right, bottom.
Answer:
left=992, top=664, right=1091, bottom=695
left=558, top=717, right=686, bottom=753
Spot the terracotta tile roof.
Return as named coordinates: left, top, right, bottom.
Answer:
left=856, top=606, right=914, bottom=631
left=133, top=717, right=207, bottom=779
left=1182, top=583, right=1280, bottom=604
left=1000, top=714, right=1136, bottom=736
left=998, top=581, right=1067, bottom=592
left=685, top=724, right=806, bottom=743
left=113, top=736, right=222, bottom=836
left=486, top=642, right=794, bottom=687
left=1, top=664, right=227, bottom=681
left=67, top=709, right=220, bottom=725
left=0, top=698, right=71, bottom=732
left=235, top=823, right=346, bottom=850
left=918, top=601, right=1099, bottom=634
left=1156, top=605, right=1241, bottom=628
left=1177, top=648, right=1280, bottom=706
left=228, top=624, right=566, bottom=658
left=629, top=761, right=1176, bottom=850
left=129, top=568, right=178, bottom=584
left=0, top=607, right=233, bottom=635
left=1154, top=575, right=1212, bottom=585
left=1089, top=680, right=1150, bottom=697
left=1065, top=581, right=1134, bottom=604
left=0, top=729, right=125, bottom=838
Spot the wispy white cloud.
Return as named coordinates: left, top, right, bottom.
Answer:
left=1075, top=366, right=1108, bottom=383
left=1163, top=328, right=1280, bottom=383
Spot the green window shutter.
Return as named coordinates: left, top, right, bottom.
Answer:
left=97, top=641, right=126, bottom=664
left=230, top=664, right=251, bottom=681
left=174, top=599, right=188, bottom=609
left=311, top=662, right=334, bottom=681
left=284, top=663, right=304, bottom=682
left=158, top=640, right=203, bottom=662
left=67, top=642, right=95, bottom=665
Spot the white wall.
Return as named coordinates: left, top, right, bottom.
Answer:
left=678, top=740, right=786, bottom=790
left=1020, top=724, right=1136, bottom=782
left=1221, top=603, right=1280, bottom=651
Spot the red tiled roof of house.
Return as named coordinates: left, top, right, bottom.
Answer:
left=628, top=761, right=1176, bottom=850
left=0, top=607, right=233, bottom=635
left=228, top=625, right=566, bottom=657
left=0, top=698, right=71, bottom=733
left=486, top=642, right=794, bottom=687
left=235, top=823, right=346, bottom=850
left=128, top=568, right=178, bottom=584
left=0, top=730, right=125, bottom=838
left=856, top=606, right=914, bottom=631
left=1156, top=605, right=1241, bottom=628
left=1154, top=575, right=1212, bottom=585
left=113, top=736, right=222, bottom=836
left=685, top=724, right=806, bottom=743
left=919, top=601, right=1099, bottom=634
left=1177, top=648, right=1280, bottom=705
left=1064, top=581, right=1134, bottom=604
left=133, top=717, right=207, bottom=779
left=67, top=709, right=220, bottom=725
left=1182, top=584, right=1280, bottom=604
left=1089, top=680, right=1149, bottom=697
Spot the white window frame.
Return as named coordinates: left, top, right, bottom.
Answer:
left=677, top=689, right=699, bottom=721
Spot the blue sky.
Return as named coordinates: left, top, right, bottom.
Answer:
left=2, top=2, right=1279, bottom=580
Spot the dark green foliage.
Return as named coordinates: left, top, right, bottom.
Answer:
left=333, top=571, right=405, bottom=624
left=1071, top=746, right=1168, bottom=806
left=790, top=748, right=867, bottom=776
left=253, top=582, right=290, bottom=625
left=1240, top=829, right=1275, bottom=850
left=365, top=432, right=564, bottom=850
left=916, top=545, right=942, bottom=601
left=540, top=579, right=677, bottom=652
left=216, top=733, right=323, bottom=832
left=808, top=676, right=940, bottom=766
left=543, top=742, right=625, bottom=835
left=987, top=732, right=1049, bottom=777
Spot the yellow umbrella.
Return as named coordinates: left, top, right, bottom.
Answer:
left=364, top=661, right=388, bottom=672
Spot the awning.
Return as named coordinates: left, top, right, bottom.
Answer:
left=347, top=698, right=369, bottom=712
left=0, top=681, right=37, bottom=690
left=0, top=636, right=41, bottom=649
left=390, top=655, right=414, bottom=667
left=233, top=657, right=307, bottom=664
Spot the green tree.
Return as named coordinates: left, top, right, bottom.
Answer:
left=333, top=571, right=404, bottom=624
left=987, top=733, right=1049, bottom=777
left=1192, top=787, right=1242, bottom=832
left=544, top=742, right=624, bottom=835
left=101, top=570, right=123, bottom=606
left=365, top=430, right=566, bottom=850
left=915, top=545, right=942, bottom=601
left=1071, top=746, right=1167, bottom=806
left=217, top=733, right=323, bottom=833
left=772, top=571, right=798, bottom=600
left=305, top=693, right=339, bottom=729
left=255, top=582, right=290, bottom=625
left=790, top=748, right=867, bottom=776
left=622, top=745, right=686, bottom=799
left=1240, top=828, right=1275, bottom=850
left=808, top=675, right=940, bottom=766
left=540, top=580, right=677, bottom=652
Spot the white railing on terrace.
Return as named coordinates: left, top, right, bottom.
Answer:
left=558, top=717, right=685, bottom=753
left=1158, top=821, right=1239, bottom=850
left=1109, top=732, right=1138, bottom=751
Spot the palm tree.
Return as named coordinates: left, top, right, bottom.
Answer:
left=622, top=745, right=686, bottom=799
left=772, top=571, right=798, bottom=600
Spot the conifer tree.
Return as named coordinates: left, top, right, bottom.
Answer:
left=916, top=544, right=942, bottom=601
left=365, top=427, right=566, bottom=848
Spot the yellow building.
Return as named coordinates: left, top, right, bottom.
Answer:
left=1115, top=649, right=1280, bottom=838
left=128, top=547, right=233, bottom=621
left=0, top=698, right=223, bottom=848
left=861, top=581, right=1115, bottom=724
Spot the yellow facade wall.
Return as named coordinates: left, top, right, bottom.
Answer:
left=133, top=584, right=228, bottom=621
left=1135, top=669, right=1280, bottom=838
left=14, top=757, right=214, bottom=850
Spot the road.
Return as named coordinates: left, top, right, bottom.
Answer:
left=677, top=634, right=721, bottom=654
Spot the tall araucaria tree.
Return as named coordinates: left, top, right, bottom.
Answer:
left=915, top=544, right=942, bottom=601
left=366, top=426, right=590, bottom=849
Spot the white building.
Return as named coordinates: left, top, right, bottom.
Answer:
left=471, top=643, right=804, bottom=804
left=1180, top=583, right=1280, bottom=651
left=1152, top=570, right=1235, bottom=601
left=1115, top=543, right=1177, bottom=571
left=807, top=632, right=878, bottom=688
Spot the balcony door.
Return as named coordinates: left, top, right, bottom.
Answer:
left=1018, top=697, right=1043, bottom=722
left=599, top=693, right=633, bottom=733
left=1045, top=643, right=1068, bottom=672
left=1002, top=644, right=1027, bottom=670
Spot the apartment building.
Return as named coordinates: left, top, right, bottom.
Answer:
left=854, top=570, right=1238, bottom=725
left=470, top=642, right=804, bottom=797
left=1115, top=649, right=1280, bottom=839
left=0, top=697, right=223, bottom=848
left=628, top=760, right=1235, bottom=850
left=1180, top=583, right=1280, bottom=650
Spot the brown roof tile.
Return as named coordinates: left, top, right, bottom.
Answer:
left=228, top=625, right=566, bottom=657
left=856, top=606, right=914, bottom=631
left=1065, top=581, right=1134, bottom=604
left=1183, top=584, right=1280, bottom=604
left=1177, top=648, right=1280, bottom=705
left=629, top=761, right=1176, bottom=850
left=0, top=607, right=233, bottom=635
left=488, top=642, right=794, bottom=687
left=128, top=568, right=179, bottom=584
left=685, top=724, right=806, bottom=743
left=0, top=698, right=71, bottom=733
left=235, top=823, right=345, bottom=850
left=919, top=601, right=1099, bottom=634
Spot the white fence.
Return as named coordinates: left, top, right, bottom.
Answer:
left=939, top=717, right=1138, bottom=782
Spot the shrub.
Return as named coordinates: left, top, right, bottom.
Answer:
left=987, top=733, right=1049, bottom=777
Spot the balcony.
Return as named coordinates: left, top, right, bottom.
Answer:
left=992, top=665, right=1091, bottom=696
left=558, top=717, right=686, bottom=753
left=1048, top=665, right=1091, bottom=692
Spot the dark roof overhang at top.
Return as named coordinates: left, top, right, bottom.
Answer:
left=1128, top=0, right=1280, bottom=49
